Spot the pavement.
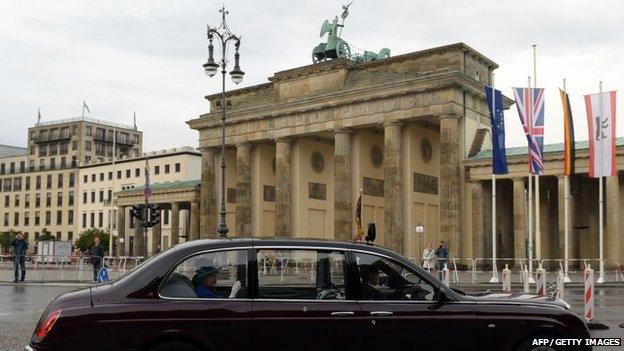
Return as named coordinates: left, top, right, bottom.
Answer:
left=0, top=281, right=622, bottom=351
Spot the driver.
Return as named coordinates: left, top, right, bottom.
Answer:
left=360, top=265, right=387, bottom=300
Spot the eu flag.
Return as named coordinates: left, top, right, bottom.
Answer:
left=484, top=85, right=508, bottom=174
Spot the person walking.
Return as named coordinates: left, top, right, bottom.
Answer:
left=422, top=242, right=435, bottom=273
left=435, top=241, right=449, bottom=280
left=90, top=237, right=105, bottom=282
left=10, top=233, right=28, bottom=282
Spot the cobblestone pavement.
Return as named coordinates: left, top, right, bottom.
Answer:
left=0, top=283, right=622, bottom=350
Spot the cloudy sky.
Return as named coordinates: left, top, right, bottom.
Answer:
left=1, top=0, right=623, bottom=151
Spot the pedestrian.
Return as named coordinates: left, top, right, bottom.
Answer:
left=435, top=240, right=449, bottom=280
left=10, top=233, right=28, bottom=282
left=155, top=244, right=162, bottom=255
left=90, top=237, right=105, bottom=282
left=422, top=242, right=435, bottom=273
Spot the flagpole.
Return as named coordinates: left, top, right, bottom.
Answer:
left=490, top=73, right=499, bottom=283
left=532, top=44, right=542, bottom=266
left=109, top=121, right=117, bottom=257
left=597, top=81, right=605, bottom=284
left=563, top=79, right=572, bottom=283
left=82, top=101, right=85, bottom=120
left=527, top=76, right=535, bottom=283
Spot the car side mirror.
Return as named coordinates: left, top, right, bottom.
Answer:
left=437, top=289, right=447, bottom=303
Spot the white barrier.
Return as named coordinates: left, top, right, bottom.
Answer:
left=584, top=265, right=594, bottom=322
left=536, top=263, right=546, bottom=296
left=442, top=263, right=450, bottom=286
left=502, top=264, right=511, bottom=292
left=522, top=265, right=530, bottom=293
left=556, top=269, right=565, bottom=299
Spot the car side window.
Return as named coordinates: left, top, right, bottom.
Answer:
left=160, top=249, right=247, bottom=299
left=354, top=252, right=435, bottom=301
left=257, top=249, right=346, bottom=300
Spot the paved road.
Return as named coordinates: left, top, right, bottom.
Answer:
left=0, top=283, right=622, bottom=350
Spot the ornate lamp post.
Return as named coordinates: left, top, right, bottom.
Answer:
left=203, top=7, right=245, bottom=238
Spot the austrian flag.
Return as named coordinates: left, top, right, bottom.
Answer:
left=584, top=91, right=617, bottom=178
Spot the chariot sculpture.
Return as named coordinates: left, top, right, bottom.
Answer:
left=312, top=2, right=390, bottom=64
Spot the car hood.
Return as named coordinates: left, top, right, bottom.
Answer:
left=462, top=290, right=571, bottom=310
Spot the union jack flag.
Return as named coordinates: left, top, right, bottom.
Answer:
left=513, top=87, right=545, bottom=174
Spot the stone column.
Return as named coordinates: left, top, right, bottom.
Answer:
left=200, top=148, right=217, bottom=238
left=513, top=178, right=527, bottom=263
left=117, top=206, right=126, bottom=256
left=152, top=220, right=161, bottom=255
left=384, top=122, right=403, bottom=253
left=171, top=202, right=180, bottom=245
left=275, top=138, right=292, bottom=237
left=190, top=200, right=199, bottom=241
left=471, top=182, right=485, bottom=260
left=334, top=129, right=353, bottom=241
left=236, top=143, right=252, bottom=237
left=606, top=175, right=620, bottom=266
left=439, top=115, right=461, bottom=255
left=133, top=217, right=144, bottom=257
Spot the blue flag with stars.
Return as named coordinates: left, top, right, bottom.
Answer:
left=484, top=85, right=508, bottom=174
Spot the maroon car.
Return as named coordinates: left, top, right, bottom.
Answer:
left=26, top=238, right=590, bottom=351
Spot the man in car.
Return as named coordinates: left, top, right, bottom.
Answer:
left=192, top=266, right=242, bottom=298
left=359, top=265, right=387, bottom=300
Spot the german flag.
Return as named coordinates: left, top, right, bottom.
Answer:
left=560, top=89, right=575, bottom=175
left=353, top=189, right=364, bottom=242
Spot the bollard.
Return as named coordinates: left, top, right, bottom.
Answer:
left=502, top=264, right=512, bottom=292
left=556, top=269, right=565, bottom=299
left=584, top=265, right=594, bottom=322
left=522, top=265, right=530, bottom=293
left=536, top=263, right=546, bottom=296
left=442, top=263, right=450, bottom=287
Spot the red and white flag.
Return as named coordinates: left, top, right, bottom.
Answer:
left=584, top=91, right=617, bottom=178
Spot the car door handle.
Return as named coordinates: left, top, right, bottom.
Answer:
left=370, top=311, right=393, bottom=316
left=331, top=311, right=355, bottom=317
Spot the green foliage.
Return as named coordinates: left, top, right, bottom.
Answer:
left=38, top=228, right=56, bottom=241
left=0, top=229, right=22, bottom=253
left=74, top=228, right=114, bottom=253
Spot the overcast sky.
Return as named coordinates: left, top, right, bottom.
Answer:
left=1, top=0, right=623, bottom=152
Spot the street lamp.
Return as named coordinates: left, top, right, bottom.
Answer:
left=204, top=7, right=245, bottom=238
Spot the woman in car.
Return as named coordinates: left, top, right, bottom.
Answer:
left=192, top=266, right=242, bottom=298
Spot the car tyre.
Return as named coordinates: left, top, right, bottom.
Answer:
left=149, top=341, right=200, bottom=351
left=516, top=335, right=561, bottom=351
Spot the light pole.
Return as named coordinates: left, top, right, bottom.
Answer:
left=203, top=7, right=245, bottom=238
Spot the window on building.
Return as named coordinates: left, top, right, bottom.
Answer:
left=72, top=141, right=78, bottom=151
left=165, top=164, right=170, bottom=174
left=45, top=193, right=51, bottom=207
left=0, top=163, right=4, bottom=174
left=69, top=173, right=75, bottom=187
left=135, top=168, right=140, bottom=177
left=25, top=176, right=30, bottom=191
left=14, top=195, right=19, bottom=207
left=35, top=193, right=41, bottom=207
left=50, top=143, right=58, bottom=156
left=68, top=231, right=73, bottom=241
left=60, top=143, right=68, bottom=155
left=85, top=141, right=92, bottom=151
left=39, top=158, right=45, bottom=171
left=68, top=210, right=74, bottom=225
left=45, top=211, right=51, bottom=225
left=100, top=173, right=104, bottom=181
left=98, top=212, right=103, bottom=227
left=82, top=192, right=87, bottom=204
left=163, top=208, right=169, bottom=225
left=2, top=179, right=11, bottom=192
left=34, top=232, right=39, bottom=240
left=56, top=210, right=62, bottom=225
left=68, top=191, right=74, bottom=206
left=117, top=170, right=121, bottom=179
left=86, top=126, right=92, bottom=136
left=46, top=174, right=52, bottom=188
left=55, top=232, right=61, bottom=240
left=82, top=212, right=87, bottom=228
left=24, top=212, right=29, bottom=226
left=35, top=211, right=40, bottom=226
left=99, top=190, right=104, bottom=203
left=4, top=195, right=9, bottom=208
left=107, top=189, right=112, bottom=203
left=36, top=175, right=41, bottom=190
left=39, top=146, right=47, bottom=157
left=108, top=172, right=113, bottom=180
left=20, top=161, right=25, bottom=172
left=57, top=174, right=63, bottom=188
left=13, top=177, right=21, bottom=191
left=13, top=212, right=19, bottom=226
left=90, top=212, right=95, bottom=227
left=91, top=174, right=96, bottom=182
left=25, top=194, right=30, bottom=208
left=175, top=163, right=181, bottom=172
left=60, top=156, right=66, bottom=169
left=9, top=162, right=15, bottom=174
left=3, top=213, right=8, bottom=226
left=155, top=165, right=160, bottom=175
left=126, top=169, right=131, bottom=178
left=57, top=192, right=63, bottom=206
left=51, top=157, right=57, bottom=170
left=85, top=156, right=91, bottom=164
left=91, top=191, right=95, bottom=203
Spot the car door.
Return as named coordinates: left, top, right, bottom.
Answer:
left=352, top=250, right=477, bottom=351
left=251, top=247, right=363, bottom=351
left=155, top=248, right=252, bottom=351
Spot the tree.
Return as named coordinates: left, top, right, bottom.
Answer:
left=75, top=228, right=114, bottom=254
left=0, top=230, right=21, bottom=253
left=38, top=228, right=55, bottom=241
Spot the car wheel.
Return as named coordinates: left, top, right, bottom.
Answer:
left=149, top=341, right=200, bottom=351
left=516, top=336, right=561, bottom=351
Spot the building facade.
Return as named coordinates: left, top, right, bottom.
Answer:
left=188, top=43, right=502, bottom=260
